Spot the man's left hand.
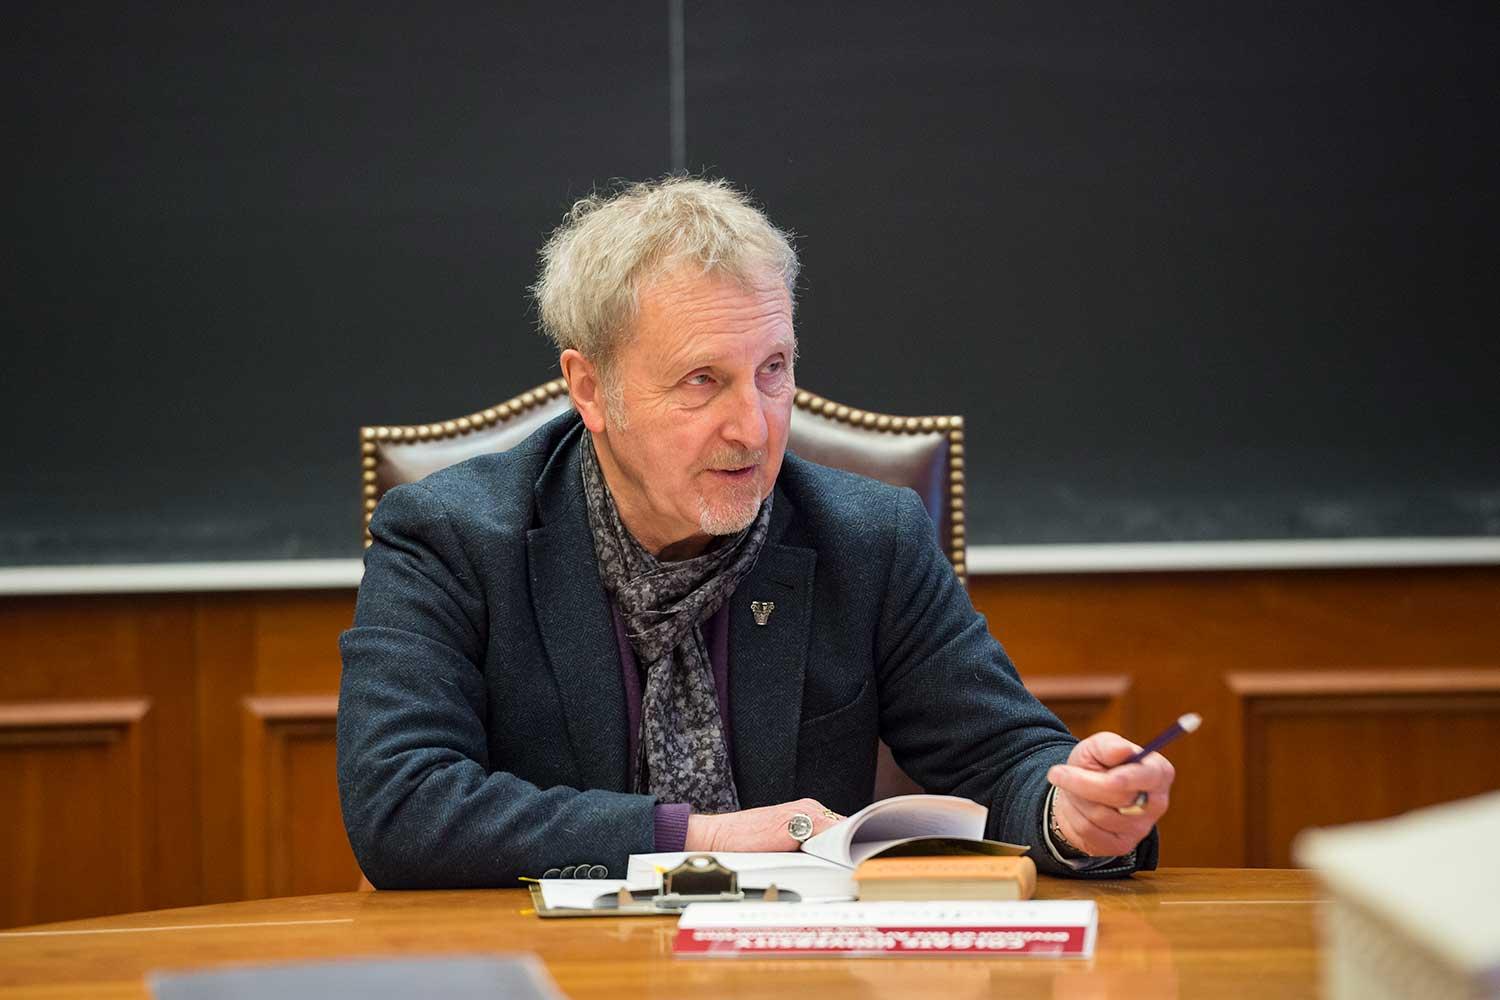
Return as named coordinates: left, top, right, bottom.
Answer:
left=1047, top=731, right=1175, bottom=858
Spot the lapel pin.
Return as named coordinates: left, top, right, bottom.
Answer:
left=750, top=600, right=775, bottom=626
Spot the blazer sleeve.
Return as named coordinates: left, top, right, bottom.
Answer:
left=872, top=488, right=1159, bottom=878
left=336, top=481, right=657, bottom=888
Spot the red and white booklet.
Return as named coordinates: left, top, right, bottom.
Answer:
left=674, top=899, right=1097, bottom=958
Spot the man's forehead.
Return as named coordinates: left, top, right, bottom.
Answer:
left=633, top=270, right=794, bottom=366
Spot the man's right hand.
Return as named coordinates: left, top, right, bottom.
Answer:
left=684, top=798, right=843, bottom=852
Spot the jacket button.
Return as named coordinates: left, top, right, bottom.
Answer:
left=542, top=868, right=562, bottom=879
left=559, top=866, right=576, bottom=878
left=588, top=865, right=608, bottom=879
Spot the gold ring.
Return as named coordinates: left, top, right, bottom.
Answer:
left=821, top=807, right=842, bottom=822
left=1116, top=791, right=1149, bottom=816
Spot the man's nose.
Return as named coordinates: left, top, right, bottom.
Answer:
left=722, top=381, right=769, bottom=450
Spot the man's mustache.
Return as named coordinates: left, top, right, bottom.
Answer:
left=704, top=449, right=767, bottom=471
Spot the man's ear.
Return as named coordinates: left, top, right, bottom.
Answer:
left=559, top=349, right=608, bottom=433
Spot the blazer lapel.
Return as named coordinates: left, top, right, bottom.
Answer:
left=730, top=492, right=815, bottom=807
left=526, top=432, right=630, bottom=793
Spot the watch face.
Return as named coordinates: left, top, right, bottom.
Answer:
left=787, top=813, right=814, bottom=842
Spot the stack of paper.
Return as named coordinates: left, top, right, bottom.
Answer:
left=1295, top=791, right=1500, bottom=1000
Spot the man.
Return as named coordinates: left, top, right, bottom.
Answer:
left=337, top=177, right=1175, bottom=888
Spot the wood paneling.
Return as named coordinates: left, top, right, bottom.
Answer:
left=241, top=696, right=358, bottom=898
left=2, top=565, right=1499, bottom=924
left=1229, top=670, right=1500, bottom=866
left=193, top=593, right=350, bottom=904
left=0, top=700, right=149, bottom=927
left=1026, top=675, right=1131, bottom=737
left=969, top=567, right=1500, bottom=867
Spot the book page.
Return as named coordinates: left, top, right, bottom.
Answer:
left=802, top=794, right=989, bottom=866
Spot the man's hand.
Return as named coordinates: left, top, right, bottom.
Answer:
left=1048, top=731, right=1175, bottom=858
left=684, top=798, right=843, bottom=852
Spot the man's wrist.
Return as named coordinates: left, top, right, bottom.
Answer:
left=1046, top=786, right=1092, bottom=861
left=683, top=812, right=715, bottom=852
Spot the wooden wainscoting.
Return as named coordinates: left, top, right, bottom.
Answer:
left=241, top=695, right=352, bottom=898
left=1228, top=669, right=1500, bottom=867
left=0, top=699, right=151, bottom=927
left=1, top=565, right=1498, bottom=925
left=967, top=566, right=1500, bottom=868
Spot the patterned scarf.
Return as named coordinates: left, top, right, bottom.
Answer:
left=579, top=435, right=771, bottom=813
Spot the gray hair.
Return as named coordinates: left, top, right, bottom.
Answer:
left=532, top=176, right=800, bottom=375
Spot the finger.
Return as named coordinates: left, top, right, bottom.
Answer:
left=1142, top=751, right=1177, bottom=788
left=1058, top=790, right=1139, bottom=838
left=1049, top=762, right=1162, bottom=807
left=796, top=799, right=843, bottom=836
left=1063, top=757, right=1174, bottom=797
left=1071, top=799, right=1156, bottom=856
left=1073, top=787, right=1171, bottom=832
left=1070, top=732, right=1144, bottom=769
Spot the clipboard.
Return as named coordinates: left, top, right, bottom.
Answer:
left=529, top=854, right=802, bottom=918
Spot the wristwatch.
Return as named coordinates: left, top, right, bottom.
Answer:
left=1047, top=788, right=1091, bottom=861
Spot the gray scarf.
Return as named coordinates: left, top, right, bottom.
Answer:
left=579, top=435, right=771, bottom=813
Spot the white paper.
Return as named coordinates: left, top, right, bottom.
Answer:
left=801, top=794, right=990, bottom=867
left=1295, top=790, right=1500, bottom=974
left=535, top=878, right=655, bottom=910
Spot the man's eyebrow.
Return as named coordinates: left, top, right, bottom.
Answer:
left=662, top=339, right=796, bottom=374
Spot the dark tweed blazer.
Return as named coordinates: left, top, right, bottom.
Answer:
left=337, top=413, right=1158, bottom=887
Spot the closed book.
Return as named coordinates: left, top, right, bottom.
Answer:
left=854, top=855, right=1037, bottom=901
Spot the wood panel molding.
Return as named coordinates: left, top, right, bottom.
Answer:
left=1227, top=669, right=1500, bottom=698
left=240, top=695, right=356, bottom=899
left=0, top=698, right=153, bottom=926
left=243, top=695, right=341, bottom=723
left=0, top=698, right=150, bottom=745
left=1230, top=667, right=1500, bottom=866
left=1025, top=674, right=1132, bottom=737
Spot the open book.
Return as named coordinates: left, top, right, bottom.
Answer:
left=625, top=795, right=1028, bottom=901
left=801, top=794, right=1028, bottom=868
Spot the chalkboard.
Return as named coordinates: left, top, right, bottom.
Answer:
left=3, top=2, right=1496, bottom=565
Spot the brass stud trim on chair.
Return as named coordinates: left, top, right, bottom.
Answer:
left=360, top=378, right=570, bottom=547
left=361, top=381, right=967, bottom=584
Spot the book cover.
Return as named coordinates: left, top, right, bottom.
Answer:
left=854, top=855, right=1037, bottom=901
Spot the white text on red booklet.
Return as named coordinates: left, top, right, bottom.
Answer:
left=673, top=900, right=1097, bottom=958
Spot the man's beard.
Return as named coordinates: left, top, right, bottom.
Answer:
left=697, top=448, right=767, bottom=535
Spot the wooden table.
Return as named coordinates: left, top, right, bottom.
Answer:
left=0, top=868, right=1323, bottom=998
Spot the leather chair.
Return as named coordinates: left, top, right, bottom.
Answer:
left=358, top=379, right=968, bottom=803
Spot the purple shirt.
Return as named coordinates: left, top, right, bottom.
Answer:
left=610, top=602, right=733, bottom=852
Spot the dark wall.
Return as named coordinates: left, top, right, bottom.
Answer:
left=4, top=2, right=1496, bottom=564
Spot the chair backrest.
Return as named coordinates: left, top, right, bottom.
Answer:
left=358, top=380, right=968, bottom=798
left=361, top=379, right=967, bottom=582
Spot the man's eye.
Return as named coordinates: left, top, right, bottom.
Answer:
left=762, top=360, right=785, bottom=375
left=684, top=373, right=713, bottom=386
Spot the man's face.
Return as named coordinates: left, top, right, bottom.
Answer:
left=592, top=267, right=795, bottom=558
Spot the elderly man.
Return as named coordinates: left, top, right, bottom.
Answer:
left=337, top=177, right=1174, bottom=887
